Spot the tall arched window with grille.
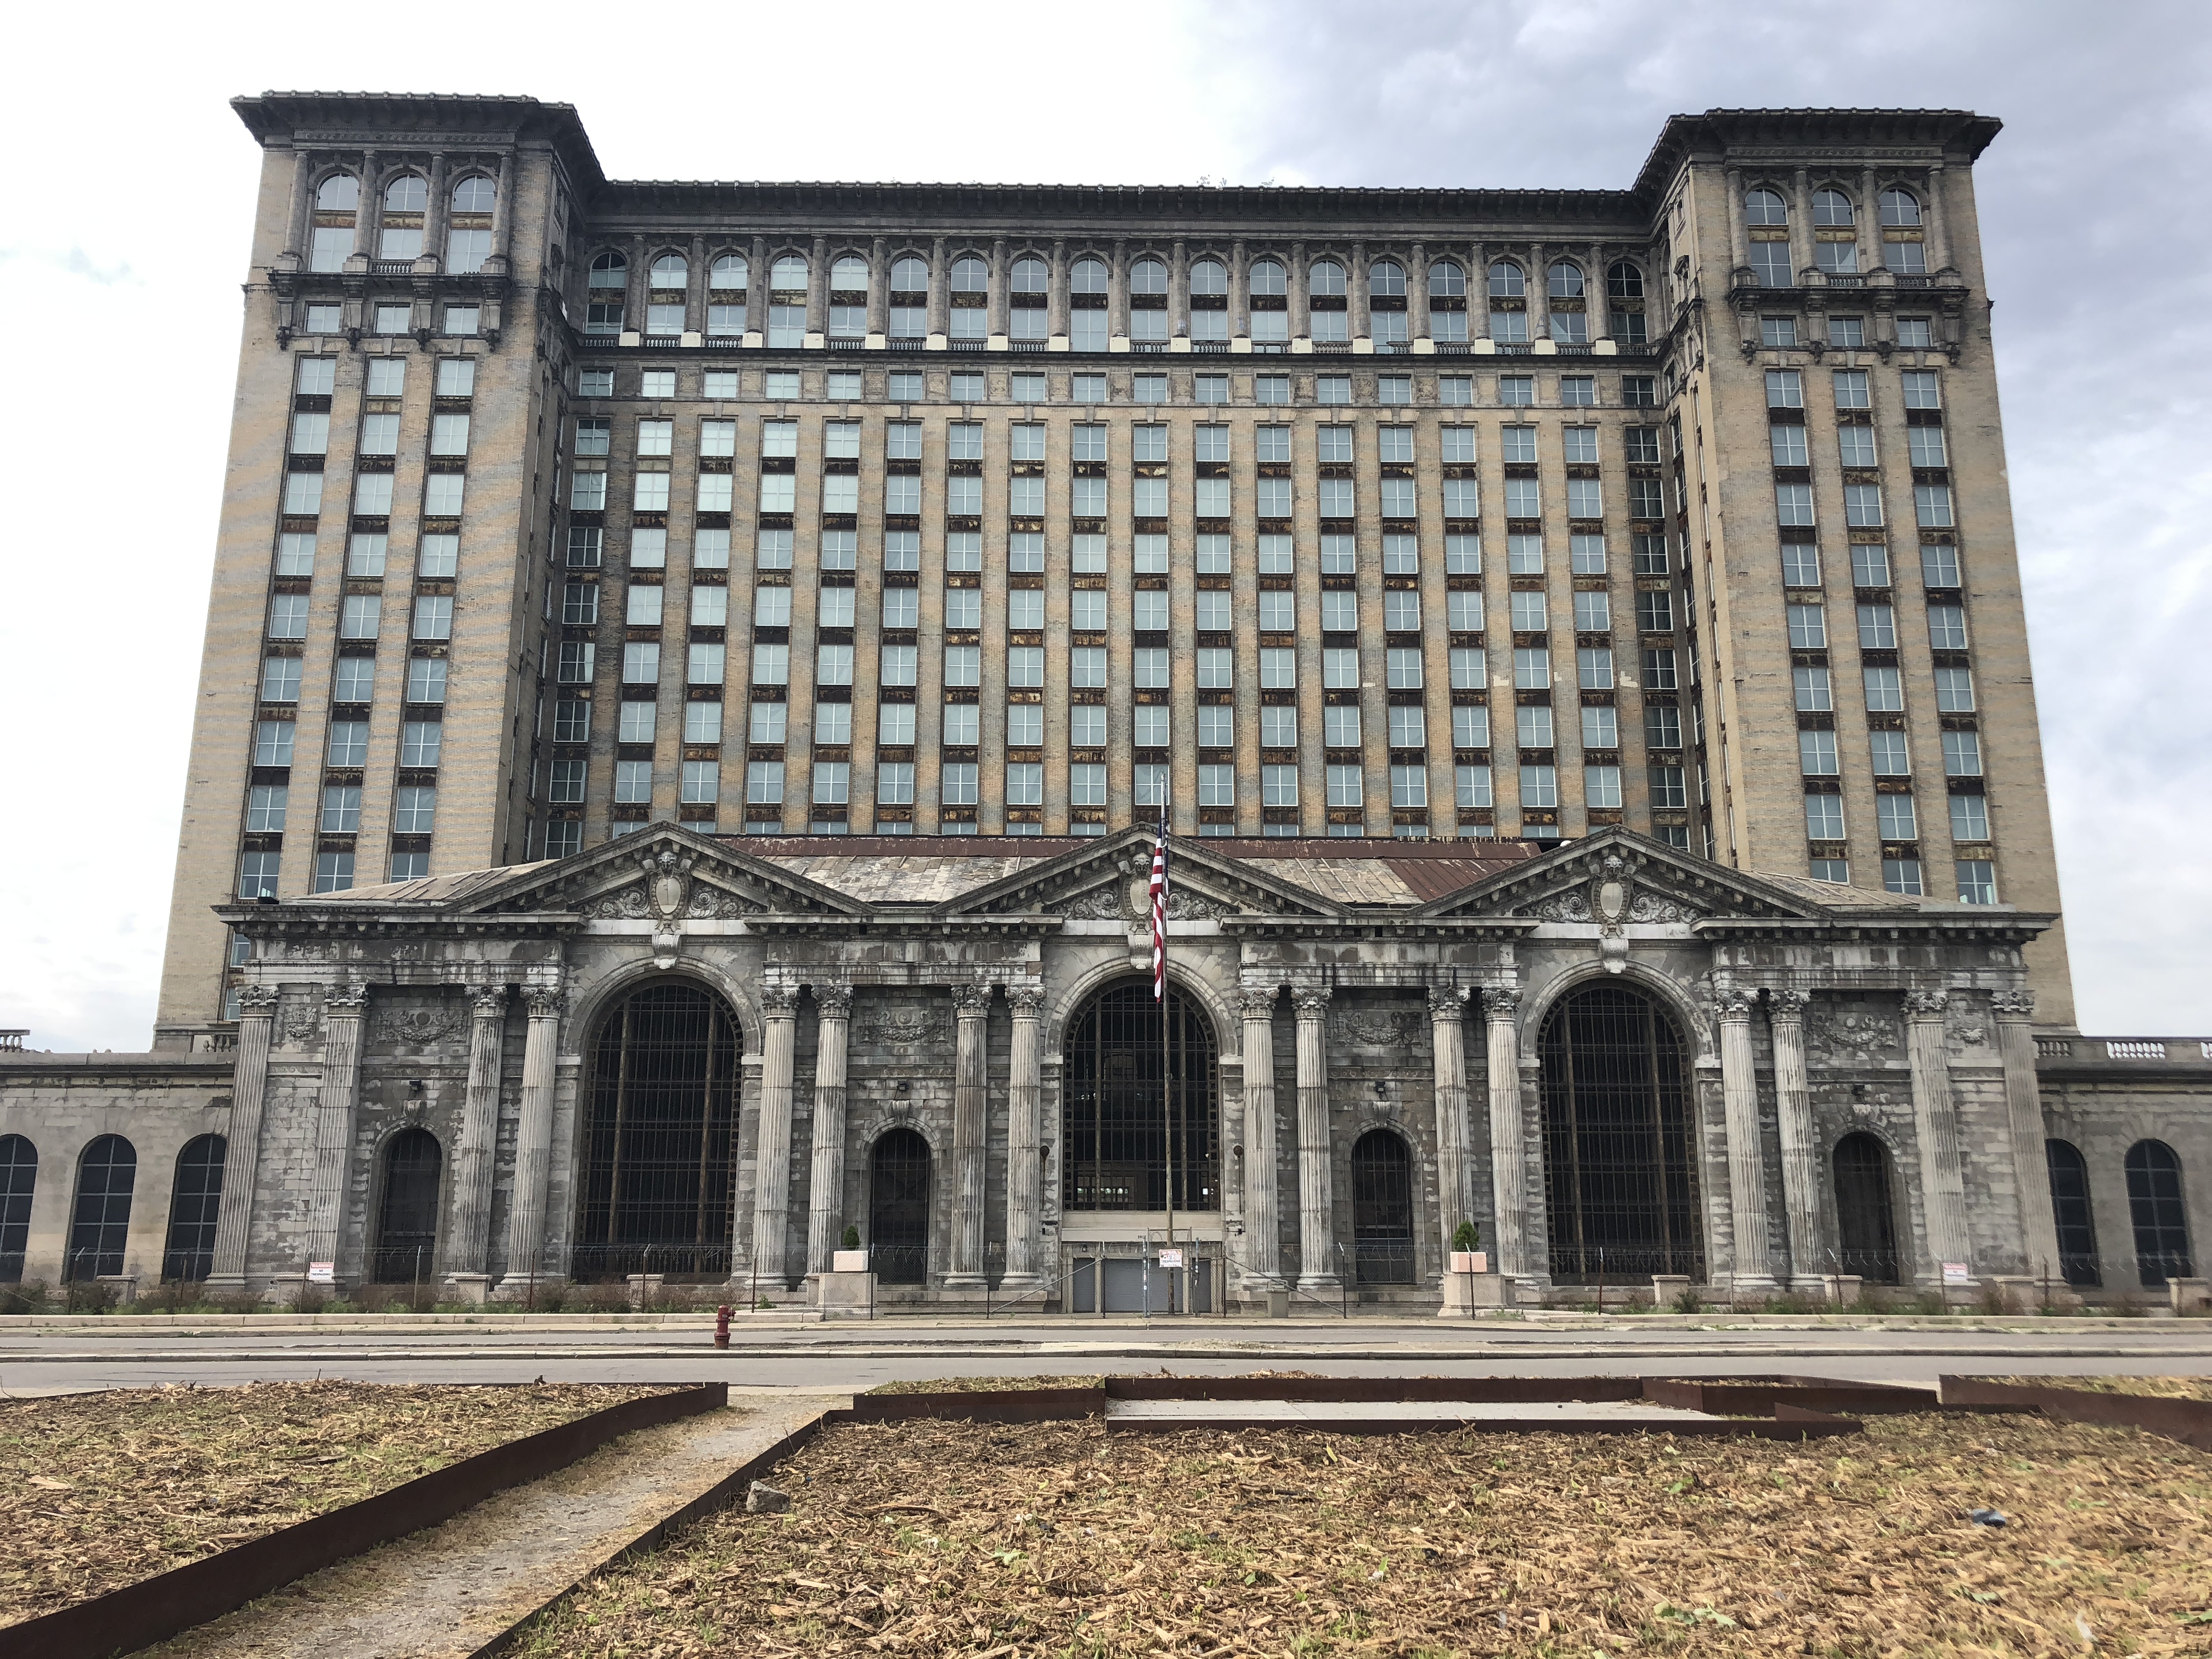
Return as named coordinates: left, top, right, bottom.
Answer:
left=0, top=1135, right=35, bottom=1283
left=2125, top=1140, right=2192, bottom=1287
left=161, top=1134, right=227, bottom=1283
left=2044, top=1138, right=2100, bottom=1287
left=67, top=1136, right=136, bottom=1282
left=1062, top=980, right=1218, bottom=1215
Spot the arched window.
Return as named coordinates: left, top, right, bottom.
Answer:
left=1832, top=1132, right=1900, bottom=1284
left=574, top=981, right=741, bottom=1279
left=378, top=176, right=427, bottom=261
left=1369, top=259, right=1406, bottom=298
left=383, top=174, right=427, bottom=213
left=1486, top=259, right=1525, bottom=298
left=768, top=258, right=810, bottom=346
left=1427, top=261, right=1465, bottom=298
left=588, top=251, right=628, bottom=289
left=2045, top=1139, right=2100, bottom=1287
left=829, top=256, right=871, bottom=339
left=770, top=254, right=808, bottom=290
left=1606, top=261, right=1644, bottom=302
left=831, top=253, right=870, bottom=292
left=1248, top=258, right=1285, bottom=296
left=1537, top=984, right=1702, bottom=1280
left=1070, top=256, right=1109, bottom=295
left=315, top=173, right=359, bottom=212
left=1547, top=260, right=1584, bottom=299
left=372, top=1127, right=441, bottom=1284
left=1745, top=187, right=1789, bottom=226
left=1813, top=189, right=1854, bottom=228
left=1129, top=256, right=1168, bottom=295
left=161, top=1135, right=226, bottom=1283
left=1309, top=259, right=1346, bottom=297
left=450, top=175, right=495, bottom=215
left=1188, top=257, right=1227, bottom=296
left=890, top=254, right=929, bottom=292
left=1011, top=255, right=1048, bottom=294
left=2125, top=1140, right=2192, bottom=1287
left=0, top=1135, right=35, bottom=1284
left=67, top=1135, right=136, bottom=1282
left=1350, top=1129, right=1414, bottom=1285
left=1880, top=188, right=1922, bottom=227
left=1063, top=979, right=1219, bottom=1214
left=649, top=252, right=688, bottom=289
left=868, top=1127, right=931, bottom=1285
left=950, top=255, right=990, bottom=294
left=709, top=253, right=749, bottom=290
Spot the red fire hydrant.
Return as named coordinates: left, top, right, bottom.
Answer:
left=714, top=1304, right=732, bottom=1349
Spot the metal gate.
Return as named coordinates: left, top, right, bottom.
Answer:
left=1831, top=1132, right=1900, bottom=1284
left=869, top=1127, right=930, bottom=1284
left=1350, top=1128, right=1415, bottom=1284
left=371, top=1127, right=442, bottom=1284
left=1062, top=980, right=1219, bottom=1214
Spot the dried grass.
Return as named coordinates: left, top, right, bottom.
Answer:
left=1981, top=1375, right=2212, bottom=1403
left=513, top=1411, right=2212, bottom=1657
left=0, top=1379, right=670, bottom=1627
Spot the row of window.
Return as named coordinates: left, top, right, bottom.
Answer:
left=1760, top=314, right=1938, bottom=351
left=308, top=170, right=496, bottom=274
left=296, top=302, right=485, bottom=337
left=1742, top=184, right=1933, bottom=283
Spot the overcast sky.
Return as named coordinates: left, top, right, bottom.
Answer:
left=2, top=0, right=2205, bottom=1049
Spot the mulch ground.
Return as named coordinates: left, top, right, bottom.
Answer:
left=1985, top=1375, right=2212, bottom=1403
left=0, top=1380, right=671, bottom=1627
left=511, top=1410, right=2212, bottom=1657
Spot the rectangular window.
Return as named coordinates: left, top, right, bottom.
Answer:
left=1876, top=794, right=1919, bottom=842
left=1805, top=794, right=1847, bottom=840
left=1869, top=730, right=1911, bottom=776
left=1648, top=764, right=1686, bottom=809
left=1843, top=483, right=1883, bottom=527
left=1519, top=764, right=1558, bottom=808
left=1950, top=794, right=1989, bottom=842
left=1863, top=666, right=1903, bottom=711
left=319, top=783, right=362, bottom=833
left=1833, top=370, right=1871, bottom=410
left=941, top=763, right=979, bottom=806
left=1934, top=667, right=1976, bottom=713
left=1635, top=590, right=1675, bottom=634
left=1857, top=603, right=1898, bottom=650
left=1901, top=371, right=1942, bottom=410
left=1584, top=764, right=1622, bottom=808
left=746, top=760, right=785, bottom=804
left=1571, top=591, right=1611, bottom=632
left=312, top=852, right=355, bottom=894
left=1390, top=764, right=1427, bottom=808
left=1326, top=765, right=1363, bottom=808
left=392, top=785, right=438, bottom=834
left=1765, top=370, right=1803, bottom=409
left=1956, top=859, right=1995, bottom=904
left=1914, top=484, right=1955, bottom=528
left=1580, top=704, right=1617, bottom=748
left=1577, top=646, right=1613, bottom=690
left=1515, top=705, right=1554, bottom=749
left=1324, top=705, right=1361, bottom=748
left=1798, top=730, right=1839, bottom=775
left=1775, top=483, right=1815, bottom=527
left=411, top=595, right=453, bottom=640
left=1454, top=764, right=1492, bottom=808
left=1786, top=604, right=1826, bottom=649
left=1513, top=646, right=1551, bottom=690
left=1793, top=664, right=1832, bottom=712
left=557, top=641, right=596, bottom=683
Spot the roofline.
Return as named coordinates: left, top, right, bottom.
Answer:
left=230, top=90, right=608, bottom=199
left=1633, top=106, right=2002, bottom=199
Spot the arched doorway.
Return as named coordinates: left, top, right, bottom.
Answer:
left=0, top=1135, right=37, bottom=1284
left=2125, top=1140, right=2192, bottom=1287
left=161, top=1135, right=228, bottom=1283
left=373, top=1128, right=442, bottom=1283
left=1350, top=1129, right=1414, bottom=1285
left=2045, top=1139, right=2100, bottom=1287
left=1832, top=1132, right=1900, bottom=1284
left=67, top=1136, right=136, bottom=1282
left=1062, top=980, right=1219, bottom=1214
left=574, top=981, right=742, bottom=1280
left=869, top=1127, right=931, bottom=1284
left=1537, top=984, right=1703, bottom=1281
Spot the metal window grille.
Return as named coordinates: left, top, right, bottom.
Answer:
left=868, top=1126, right=932, bottom=1284
left=160, top=1134, right=228, bottom=1283
left=1062, top=981, right=1220, bottom=1214
left=0, top=1133, right=35, bottom=1283
left=1536, top=986, right=1704, bottom=1280
left=1350, top=1128, right=1415, bottom=1284
left=2125, top=1139, right=2194, bottom=1287
left=66, top=1135, right=137, bottom=1282
left=2044, top=1138, right=2101, bottom=1288
left=370, top=1127, right=443, bottom=1284
left=572, top=984, right=741, bottom=1282
left=1831, top=1131, right=1901, bottom=1284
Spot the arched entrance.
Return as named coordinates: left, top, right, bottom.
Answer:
left=2045, top=1139, right=2100, bottom=1287
left=1832, top=1132, right=1900, bottom=1284
left=1062, top=980, right=1219, bottom=1214
left=161, top=1134, right=227, bottom=1283
left=1350, top=1129, right=1414, bottom=1285
left=574, top=981, right=741, bottom=1280
left=868, top=1127, right=931, bottom=1284
left=373, top=1127, right=442, bottom=1283
left=1537, top=983, right=1703, bottom=1281
left=2125, top=1140, right=2192, bottom=1287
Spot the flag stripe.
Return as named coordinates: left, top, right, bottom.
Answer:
left=1149, top=805, right=1169, bottom=1000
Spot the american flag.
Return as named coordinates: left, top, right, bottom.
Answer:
left=1148, top=799, right=1170, bottom=1000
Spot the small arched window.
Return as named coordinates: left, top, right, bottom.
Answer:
left=1188, top=257, right=1227, bottom=296
left=1547, top=260, right=1584, bottom=299
left=1487, top=260, right=1525, bottom=298
left=1309, top=259, right=1346, bottom=297
left=770, top=254, right=808, bottom=290
left=1129, top=256, right=1167, bottom=295
left=1745, top=188, right=1788, bottom=226
left=709, top=253, right=748, bottom=290
left=588, top=251, right=628, bottom=289
left=831, top=254, right=869, bottom=292
left=890, top=254, right=929, bottom=292
left=1428, top=261, right=1465, bottom=298
left=1070, top=256, right=1110, bottom=295
left=450, top=176, right=495, bottom=215
left=1813, top=189, right=1854, bottom=228
left=1011, top=255, right=1048, bottom=294
left=315, top=173, right=359, bottom=212
left=1880, top=188, right=1922, bottom=227
left=1606, top=261, right=1645, bottom=301
left=950, top=255, right=989, bottom=294
left=1248, top=258, right=1286, bottom=296
left=1369, top=259, right=1406, bottom=298
left=383, top=174, right=427, bottom=213
left=649, top=252, right=687, bottom=289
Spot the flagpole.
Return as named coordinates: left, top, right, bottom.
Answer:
left=1155, top=788, right=1175, bottom=1312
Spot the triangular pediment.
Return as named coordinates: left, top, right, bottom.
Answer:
left=465, top=826, right=869, bottom=919
left=935, top=828, right=1346, bottom=921
left=1411, top=829, right=1827, bottom=923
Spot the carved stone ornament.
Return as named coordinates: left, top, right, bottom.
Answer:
left=859, top=1009, right=950, bottom=1049
left=813, top=983, right=854, bottom=1019
left=1804, top=1007, right=1901, bottom=1066
left=686, top=882, right=760, bottom=919
left=1238, top=989, right=1280, bottom=1020
left=1947, top=1018, right=1991, bottom=1056
left=1767, top=989, right=1810, bottom=1023
left=1063, top=884, right=1127, bottom=921
left=1483, top=986, right=1522, bottom=1020
left=585, top=883, right=653, bottom=921
left=281, top=995, right=323, bottom=1046
left=523, top=987, right=565, bottom=1021
left=760, top=984, right=798, bottom=1017
left=1333, top=1006, right=1425, bottom=1048
left=1293, top=989, right=1333, bottom=1020
left=1626, top=892, right=1700, bottom=923
left=1428, top=985, right=1472, bottom=1020
left=1007, top=986, right=1046, bottom=1015
left=1530, top=890, right=1594, bottom=922
left=1903, top=989, right=1950, bottom=1020
left=324, top=985, right=370, bottom=1015
left=1991, top=988, right=2036, bottom=1021
left=374, top=1004, right=465, bottom=1046
left=1712, top=988, right=1757, bottom=1022
left=647, top=847, right=692, bottom=919
left=952, top=982, right=995, bottom=1015
left=1165, top=888, right=1234, bottom=921
left=236, top=986, right=281, bottom=1018
left=470, top=988, right=507, bottom=1020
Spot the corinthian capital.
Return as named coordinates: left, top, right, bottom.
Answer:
left=1903, top=989, right=1949, bottom=1019
left=236, top=986, right=281, bottom=1017
left=1714, top=988, right=1756, bottom=1022
left=760, top=984, right=798, bottom=1017
left=324, top=984, right=370, bottom=1014
left=812, top=983, right=853, bottom=1019
left=1482, top=986, right=1521, bottom=1020
left=1007, top=985, right=1046, bottom=1015
left=523, top=986, right=565, bottom=1020
left=1766, top=989, right=1810, bottom=1022
left=1293, top=988, right=1332, bottom=1019
left=952, top=981, right=994, bottom=1015
left=470, top=987, right=508, bottom=1019
left=1990, top=988, right=2036, bottom=1021
left=1429, top=985, right=1471, bottom=1020
left=1238, top=988, right=1280, bottom=1020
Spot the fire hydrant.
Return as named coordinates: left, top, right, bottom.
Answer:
left=714, top=1304, right=732, bottom=1349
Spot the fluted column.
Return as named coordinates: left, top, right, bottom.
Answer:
left=1725, top=166, right=1747, bottom=272
left=445, top=987, right=507, bottom=1279
left=1294, top=989, right=1335, bottom=1288
left=1239, top=989, right=1281, bottom=1288
left=1925, top=163, right=1952, bottom=270
left=205, top=987, right=278, bottom=1290
left=803, top=984, right=853, bottom=1277
left=1480, top=988, right=1530, bottom=1279
left=1002, top=987, right=1045, bottom=1290
left=1716, top=988, right=1773, bottom=1290
left=749, top=985, right=799, bottom=1288
left=945, top=982, right=993, bottom=1288
left=306, top=985, right=369, bottom=1279
left=1429, top=985, right=1474, bottom=1263
left=1905, top=990, right=1972, bottom=1286
left=1994, top=989, right=2059, bottom=1279
left=1767, top=991, right=1820, bottom=1288
left=495, top=985, right=564, bottom=1292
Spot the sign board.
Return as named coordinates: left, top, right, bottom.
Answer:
left=1941, top=1262, right=1972, bottom=1286
left=307, top=1262, right=336, bottom=1285
left=1156, top=1248, right=1184, bottom=1269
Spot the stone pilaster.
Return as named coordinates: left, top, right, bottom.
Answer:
left=804, top=983, right=853, bottom=1277
left=1904, top=990, right=1973, bottom=1286
left=1002, top=986, right=1046, bottom=1291
left=1766, top=990, right=1821, bottom=1288
left=497, top=984, right=563, bottom=1293
left=1428, top=985, right=1474, bottom=1265
left=306, top=984, right=368, bottom=1280
left=1294, top=988, right=1335, bottom=1288
left=944, top=981, right=993, bottom=1289
left=749, top=984, right=799, bottom=1288
left=444, top=986, right=507, bottom=1280
left=204, top=986, right=278, bottom=1291
left=1239, top=988, right=1281, bottom=1289
left=1716, top=987, right=1773, bottom=1291
left=1993, top=988, right=2060, bottom=1279
left=1482, top=987, right=1531, bottom=1281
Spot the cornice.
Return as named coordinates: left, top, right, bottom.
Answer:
left=1634, top=108, right=2002, bottom=199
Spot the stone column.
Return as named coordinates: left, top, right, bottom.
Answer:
left=928, top=236, right=949, bottom=338
left=306, top=985, right=369, bottom=1278
left=808, top=234, right=829, bottom=337
left=489, top=153, right=513, bottom=272
left=945, top=981, right=993, bottom=1289
left=991, top=235, right=1011, bottom=337
left=1588, top=242, right=1609, bottom=341
left=1904, top=990, right=1972, bottom=1285
left=1002, top=986, right=1046, bottom=1291
left=1472, top=242, right=1491, bottom=338
left=803, top=984, right=853, bottom=1277
left=1791, top=167, right=1814, bottom=284
left=1725, top=166, right=1747, bottom=272
left=867, top=235, right=888, bottom=337
left=205, top=987, right=278, bottom=1291
left=282, top=150, right=312, bottom=264
left=1049, top=238, right=1069, bottom=339
left=749, top=985, right=799, bottom=1289
left=355, top=151, right=380, bottom=259
left=1239, top=988, right=1281, bottom=1288
left=1925, top=163, right=1952, bottom=271
left=444, top=986, right=507, bottom=1280
left=498, top=985, right=564, bottom=1293
left=1483, top=988, right=1530, bottom=1280
left=1529, top=242, right=1550, bottom=338
left=1716, top=988, right=1773, bottom=1291
left=1294, top=989, right=1336, bottom=1288
left=1408, top=241, right=1430, bottom=341
left=1429, top=985, right=1473, bottom=1260
left=1767, top=990, right=1820, bottom=1288
left=1994, top=989, right=2060, bottom=1279
left=425, top=153, right=450, bottom=271
left=1857, top=166, right=1880, bottom=277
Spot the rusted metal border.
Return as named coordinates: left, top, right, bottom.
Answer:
left=830, top=1386, right=1105, bottom=1424
left=1105, top=1376, right=1647, bottom=1403
left=1939, top=1377, right=2212, bottom=1452
left=1643, top=1379, right=1939, bottom=1415
left=0, top=1383, right=728, bottom=1659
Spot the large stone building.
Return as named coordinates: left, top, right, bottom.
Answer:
left=0, top=97, right=2203, bottom=1310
